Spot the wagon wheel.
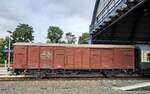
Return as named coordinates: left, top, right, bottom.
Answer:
left=127, top=71, right=135, bottom=76
left=101, top=71, right=108, bottom=78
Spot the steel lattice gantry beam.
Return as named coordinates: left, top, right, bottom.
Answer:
left=90, top=0, right=150, bottom=44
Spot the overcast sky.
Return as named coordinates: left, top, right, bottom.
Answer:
left=0, top=0, right=95, bottom=42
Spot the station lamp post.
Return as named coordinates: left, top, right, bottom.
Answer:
left=7, top=30, right=12, bottom=69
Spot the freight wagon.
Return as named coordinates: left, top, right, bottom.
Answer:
left=12, top=43, right=150, bottom=77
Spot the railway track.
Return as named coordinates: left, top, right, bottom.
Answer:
left=0, top=75, right=150, bottom=81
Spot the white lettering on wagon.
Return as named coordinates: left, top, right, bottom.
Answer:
left=40, top=51, right=53, bottom=60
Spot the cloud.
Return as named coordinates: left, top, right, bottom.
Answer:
left=0, top=0, right=95, bottom=42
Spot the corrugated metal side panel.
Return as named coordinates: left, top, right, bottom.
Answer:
left=113, top=49, right=125, bottom=69
left=123, top=49, right=135, bottom=69
left=53, top=47, right=65, bottom=69
left=28, top=46, right=40, bottom=69
left=39, top=47, right=53, bottom=69
left=13, top=45, right=135, bottom=70
left=113, top=48, right=135, bottom=69
left=65, top=48, right=74, bottom=69
left=13, top=46, right=27, bottom=69
left=82, top=48, right=90, bottom=69
left=74, top=48, right=82, bottom=69
left=90, top=49, right=101, bottom=69
left=101, top=49, right=113, bottom=69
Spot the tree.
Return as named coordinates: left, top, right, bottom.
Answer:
left=4, top=36, right=12, bottom=49
left=47, top=26, right=63, bottom=43
left=65, top=32, right=76, bottom=44
left=0, top=38, right=5, bottom=64
left=59, top=41, right=66, bottom=44
left=11, top=24, right=34, bottom=43
left=78, top=32, right=90, bottom=44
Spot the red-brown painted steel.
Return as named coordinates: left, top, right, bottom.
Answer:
left=113, top=48, right=135, bottom=69
left=65, top=48, right=74, bottom=69
left=123, top=49, right=135, bottom=69
left=101, top=49, right=113, bottom=69
left=13, top=45, right=27, bottom=69
left=13, top=45, right=135, bottom=70
left=82, top=48, right=90, bottom=69
left=74, top=48, right=82, bottom=69
left=28, top=46, right=40, bottom=69
left=90, top=49, right=101, bottom=69
left=53, top=47, right=65, bottom=69
left=40, top=47, right=53, bottom=69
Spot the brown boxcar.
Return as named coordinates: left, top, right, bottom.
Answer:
left=13, top=43, right=135, bottom=71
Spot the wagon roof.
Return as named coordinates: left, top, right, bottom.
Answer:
left=13, top=43, right=135, bottom=48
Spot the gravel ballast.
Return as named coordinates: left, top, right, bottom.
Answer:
left=0, top=80, right=150, bottom=94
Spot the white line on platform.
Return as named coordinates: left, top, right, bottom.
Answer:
left=113, top=82, right=150, bottom=91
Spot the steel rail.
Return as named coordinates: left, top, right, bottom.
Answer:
left=0, top=76, right=149, bottom=81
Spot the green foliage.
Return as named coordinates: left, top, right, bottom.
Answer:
left=0, top=38, right=5, bottom=64
left=2, top=23, right=34, bottom=64
left=59, top=41, right=66, bottom=44
left=66, top=32, right=76, bottom=44
left=47, top=26, right=63, bottom=43
left=78, top=32, right=90, bottom=44
left=4, top=36, right=11, bottom=49
left=11, top=24, right=34, bottom=43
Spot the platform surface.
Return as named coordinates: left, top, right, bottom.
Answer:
left=0, top=67, right=10, bottom=75
left=0, top=67, right=8, bottom=74
left=113, top=82, right=150, bottom=91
